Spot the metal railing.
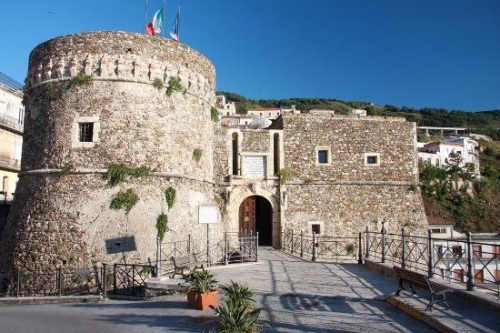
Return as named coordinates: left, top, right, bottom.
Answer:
left=281, top=227, right=500, bottom=297
left=157, top=232, right=259, bottom=277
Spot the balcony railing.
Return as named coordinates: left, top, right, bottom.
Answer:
left=0, top=114, right=23, bottom=133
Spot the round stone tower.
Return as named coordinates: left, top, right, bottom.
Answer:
left=0, top=31, right=220, bottom=272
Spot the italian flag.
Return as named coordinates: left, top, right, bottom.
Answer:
left=146, top=8, right=163, bottom=35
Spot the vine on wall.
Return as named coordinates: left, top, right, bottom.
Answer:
left=110, top=188, right=139, bottom=215
left=165, top=187, right=177, bottom=211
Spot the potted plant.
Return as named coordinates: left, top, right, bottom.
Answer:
left=212, top=280, right=261, bottom=333
left=184, top=269, right=218, bottom=310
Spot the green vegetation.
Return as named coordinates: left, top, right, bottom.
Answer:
left=193, top=148, right=203, bottom=162
left=59, top=162, right=76, bottom=177
left=156, top=213, right=169, bottom=241
left=210, top=106, right=219, bottom=122
left=152, top=78, right=164, bottom=90
left=185, top=269, right=218, bottom=294
left=216, top=91, right=500, bottom=139
left=420, top=140, right=500, bottom=232
left=276, top=168, right=290, bottom=185
left=166, top=77, right=184, bottom=97
left=66, top=73, right=93, bottom=91
left=106, top=164, right=152, bottom=187
left=213, top=280, right=261, bottom=333
left=165, top=187, right=176, bottom=211
left=110, top=188, right=139, bottom=215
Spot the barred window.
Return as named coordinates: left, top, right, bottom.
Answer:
left=79, top=123, right=94, bottom=142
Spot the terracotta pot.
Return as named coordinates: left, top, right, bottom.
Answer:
left=187, top=290, right=218, bottom=310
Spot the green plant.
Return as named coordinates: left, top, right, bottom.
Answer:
left=193, top=148, right=203, bottom=162
left=185, top=269, right=218, bottom=294
left=60, top=162, right=76, bottom=177
left=139, top=266, right=152, bottom=277
left=165, top=187, right=176, bottom=210
left=46, top=83, right=56, bottom=93
left=409, top=185, right=419, bottom=192
left=220, top=280, right=255, bottom=307
left=152, top=78, right=164, bottom=90
left=214, top=301, right=261, bottom=333
left=66, top=73, right=93, bottom=90
left=110, top=188, right=139, bottom=215
left=106, top=164, right=152, bottom=187
left=210, top=106, right=219, bottom=122
left=166, top=77, right=183, bottom=97
left=276, top=168, right=290, bottom=185
left=213, top=281, right=261, bottom=333
left=156, top=213, right=168, bottom=241
left=345, top=243, right=355, bottom=256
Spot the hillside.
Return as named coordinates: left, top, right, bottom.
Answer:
left=217, top=91, right=500, bottom=140
left=218, top=91, right=500, bottom=232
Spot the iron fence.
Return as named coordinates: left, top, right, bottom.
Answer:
left=157, top=232, right=259, bottom=277
left=281, top=227, right=500, bottom=298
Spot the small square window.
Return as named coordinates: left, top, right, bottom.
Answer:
left=79, top=123, right=94, bottom=142
left=311, top=224, right=321, bottom=234
left=318, top=150, right=328, bottom=164
left=367, top=155, right=378, bottom=164
left=364, top=153, right=380, bottom=166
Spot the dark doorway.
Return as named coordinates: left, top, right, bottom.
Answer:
left=239, top=196, right=273, bottom=246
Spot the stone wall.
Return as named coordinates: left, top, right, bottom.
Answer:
left=281, top=113, right=427, bottom=236
left=283, top=113, right=418, bottom=183
left=0, top=31, right=219, bottom=272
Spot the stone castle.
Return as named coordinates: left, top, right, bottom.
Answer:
left=0, top=31, right=427, bottom=272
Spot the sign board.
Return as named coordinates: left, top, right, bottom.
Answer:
left=243, top=155, right=267, bottom=178
left=105, top=236, right=137, bottom=254
left=198, top=204, right=218, bottom=224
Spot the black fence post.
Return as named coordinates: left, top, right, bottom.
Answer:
left=466, top=232, right=476, bottom=291
left=401, top=228, right=406, bottom=269
left=113, top=264, right=117, bottom=294
left=224, top=232, right=228, bottom=265
left=58, top=267, right=62, bottom=297
left=428, top=229, right=435, bottom=278
left=312, top=233, right=317, bottom=262
left=358, top=232, right=363, bottom=264
left=381, top=223, right=387, bottom=264
left=300, top=231, right=304, bottom=258
left=291, top=230, right=294, bottom=255
left=156, top=237, right=161, bottom=278
left=188, top=233, right=192, bottom=254
left=255, top=232, right=259, bottom=262
left=102, top=264, right=107, bottom=299
left=365, top=227, right=370, bottom=258
left=16, top=269, right=20, bottom=298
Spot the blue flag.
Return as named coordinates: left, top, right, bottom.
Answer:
left=170, top=8, right=180, bottom=41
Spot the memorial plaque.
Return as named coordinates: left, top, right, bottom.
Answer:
left=243, top=156, right=267, bottom=178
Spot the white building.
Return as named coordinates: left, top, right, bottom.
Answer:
left=418, top=137, right=480, bottom=176
left=0, top=71, right=24, bottom=201
left=215, top=95, right=237, bottom=116
left=428, top=218, right=500, bottom=285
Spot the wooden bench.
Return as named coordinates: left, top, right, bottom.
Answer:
left=170, top=254, right=205, bottom=278
left=393, top=266, right=453, bottom=311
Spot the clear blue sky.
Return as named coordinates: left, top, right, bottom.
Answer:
left=1, top=0, right=499, bottom=111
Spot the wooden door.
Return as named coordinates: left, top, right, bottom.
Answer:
left=239, top=196, right=256, bottom=235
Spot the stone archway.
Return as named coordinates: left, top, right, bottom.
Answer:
left=238, top=195, right=273, bottom=246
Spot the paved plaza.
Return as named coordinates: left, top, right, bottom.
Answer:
left=0, top=247, right=499, bottom=332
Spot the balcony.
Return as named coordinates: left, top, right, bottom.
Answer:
left=0, top=113, right=23, bottom=134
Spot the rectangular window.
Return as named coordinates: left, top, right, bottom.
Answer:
left=473, top=245, right=482, bottom=258
left=318, top=150, right=328, bottom=164
left=364, top=153, right=380, bottom=166
left=367, top=155, right=378, bottom=164
left=311, top=224, right=321, bottom=234
left=452, top=245, right=463, bottom=257
left=79, top=123, right=94, bottom=142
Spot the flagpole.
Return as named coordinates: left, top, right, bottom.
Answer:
left=144, top=0, right=149, bottom=34
left=162, top=0, right=166, bottom=37
left=178, top=7, right=181, bottom=42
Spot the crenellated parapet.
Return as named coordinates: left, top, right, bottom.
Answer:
left=27, top=31, right=215, bottom=102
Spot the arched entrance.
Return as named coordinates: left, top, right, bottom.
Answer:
left=238, top=195, right=273, bottom=246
